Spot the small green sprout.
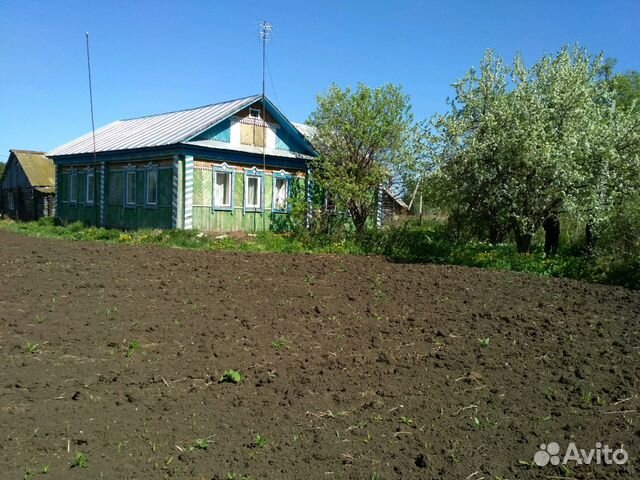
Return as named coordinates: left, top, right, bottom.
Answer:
left=255, top=434, right=266, bottom=448
left=126, top=340, right=141, bottom=357
left=193, top=438, right=208, bottom=450
left=400, top=415, right=413, bottom=426
left=219, top=370, right=243, bottom=384
left=72, top=451, right=88, bottom=468
left=25, top=342, right=40, bottom=354
left=478, top=337, right=490, bottom=348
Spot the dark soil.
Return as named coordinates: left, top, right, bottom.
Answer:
left=0, top=230, right=639, bottom=479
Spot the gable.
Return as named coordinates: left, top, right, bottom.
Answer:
left=1, top=151, right=54, bottom=189
left=188, top=100, right=314, bottom=156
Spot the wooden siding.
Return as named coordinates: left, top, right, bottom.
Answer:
left=57, top=169, right=101, bottom=225
left=192, top=118, right=231, bottom=142
left=57, top=161, right=173, bottom=229
left=192, top=161, right=304, bottom=232
left=105, top=165, right=172, bottom=229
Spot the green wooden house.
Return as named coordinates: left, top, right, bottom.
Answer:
left=47, top=95, right=316, bottom=232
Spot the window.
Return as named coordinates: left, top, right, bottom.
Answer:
left=7, top=192, right=14, bottom=210
left=125, top=168, right=136, bottom=206
left=69, top=169, right=78, bottom=204
left=273, top=176, right=289, bottom=211
left=213, top=171, right=232, bottom=209
left=245, top=174, right=262, bottom=210
left=86, top=169, right=95, bottom=205
left=240, top=122, right=265, bottom=148
left=249, top=108, right=261, bottom=118
left=145, top=166, right=158, bottom=206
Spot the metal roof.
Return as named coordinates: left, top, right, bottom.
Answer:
left=292, top=122, right=317, bottom=141
left=8, top=150, right=55, bottom=188
left=47, top=95, right=262, bottom=156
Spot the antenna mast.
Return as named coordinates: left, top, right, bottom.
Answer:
left=85, top=32, right=97, bottom=165
left=85, top=32, right=99, bottom=224
left=260, top=21, right=271, bottom=231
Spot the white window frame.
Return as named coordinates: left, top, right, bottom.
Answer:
left=272, top=172, right=291, bottom=212
left=7, top=191, right=14, bottom=210
left=213, top=165, right=233, bottom=210
left=69, top=168, right=78, bottom=205
left=145, top=164, right=158, bottom=207
left=125, top=165, right=136, bottom=207
left=85, top=168, right=95, bottom=205
left=244, top=169, right=263, bottom=212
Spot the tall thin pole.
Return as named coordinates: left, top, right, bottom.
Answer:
left=260, top=21, right=271, bottom=231
left=86, top=32, right=99, bottom=224
left=86, top=32, right=97, bottom=166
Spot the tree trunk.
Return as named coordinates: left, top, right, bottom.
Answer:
left=514, top=231, right=533, bottom=254
left=585, top=223, right=596, bottom=253
left=488, top=221, right=508, bottom=245
left=349, top=206, right=368, bottom=236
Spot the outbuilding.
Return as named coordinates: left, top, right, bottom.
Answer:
left=0, top=150, right=56, bottom=220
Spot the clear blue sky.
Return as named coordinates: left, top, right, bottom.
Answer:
left=1, top=0, right=638, bottom=159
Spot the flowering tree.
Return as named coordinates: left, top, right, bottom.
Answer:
left=430, top=46, right=640, bottom=253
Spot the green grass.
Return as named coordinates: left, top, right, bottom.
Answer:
left=1, top=218, right=637, bottom=289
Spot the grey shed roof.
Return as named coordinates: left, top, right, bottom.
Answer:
left=48, top=95, right=262, bottom=156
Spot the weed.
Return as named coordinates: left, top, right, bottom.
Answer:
left=478, top=337, right=490, bottom=348
left=581, top=391, right=607, bottom=407
left=304, top=274, right=316, bottom=284
left=226, top=473, right=253, bottom=480
left=219, top=370, right=243, bottom=384
left=125, top=340, right=141, bottom=357
left=371, top=275, right=385, bottom=301
left=543, top=387, right=554, bottom=401
left=271, top=337, right=287, bottom=350
left=254, top=434, right=267, bottom=448
left=25, top=342, right=40, bottom=354
left=400, top=416, right=413, bottom=426
left=72, top=451, right=88, bottom=468
left=193, top=438, right=209, bottom=450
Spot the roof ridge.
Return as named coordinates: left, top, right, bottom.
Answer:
left=10, top=149, right=46, bottom=155
left=119, top=94, right=261, bottom=121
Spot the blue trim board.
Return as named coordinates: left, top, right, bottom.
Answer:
left=50, top=144, right=308, bottom=171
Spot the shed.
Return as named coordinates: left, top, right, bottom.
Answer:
left=0, top=150, right=56, bottom=220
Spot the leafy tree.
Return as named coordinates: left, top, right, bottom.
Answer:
left=613, top=70, right=640, bottom=112
left=0, top=161, right=5, bottom=179
left=308, top=83, right=423, bottom=234
left=429, top=46, right=637, bottom=253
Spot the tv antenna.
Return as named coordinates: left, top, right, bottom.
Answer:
left=259, top=21, right=271, bottom=231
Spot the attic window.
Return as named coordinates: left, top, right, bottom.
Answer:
left=249, top=108, right=261, bottom=119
